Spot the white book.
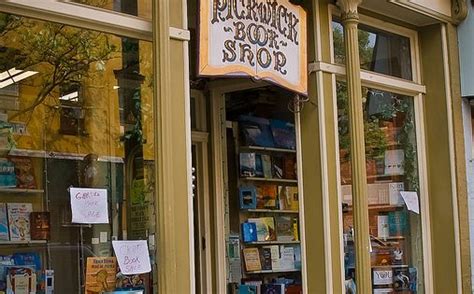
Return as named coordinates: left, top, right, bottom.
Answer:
left=377, top=215, right=389, bottom=239
left=389, top=182, right=405, bottom=206
left=279, top=245, right=295, bottom=270
left=8, top=203, right=32, bottom=241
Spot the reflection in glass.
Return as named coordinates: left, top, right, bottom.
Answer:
left=71, top=0, right=152, bottom=19
left=337, top=81, right=424, bottom=293
left=332, top=21, right=412, bottom=80
left=0, top=13, right=155, bottom=293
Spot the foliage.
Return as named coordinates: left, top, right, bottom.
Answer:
left=332, top=21, right=374, bottom=68
left=337, top=83, right=387, bottom=160
left=0, top=14, right=117, bottom=121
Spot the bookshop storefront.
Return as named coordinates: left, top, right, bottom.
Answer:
left=0, top=0, right=471, bottom=294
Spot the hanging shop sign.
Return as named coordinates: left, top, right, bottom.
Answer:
left=199, top=0, right=307, bottom=94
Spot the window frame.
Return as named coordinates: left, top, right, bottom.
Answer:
left=328, top=5, right=433, bottom=294
left=0, top=0, right=152, bottom=41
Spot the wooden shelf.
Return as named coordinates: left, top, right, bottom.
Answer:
left=245, top=240, right=300, bottom=245
left=240, top=177, right=298, bottom=184
left=0, top=188, right=44, bottom=194
left=372, top=264, right=409, bottom=269
left=240, top=146, right=296, bottom=153
left=246, top=269, right=301, bottom=274
left=0, top=240, right=47, bottom=245
left=242, top=209, right=299, bottom=214
left=343, top=204, right=404, bottom=213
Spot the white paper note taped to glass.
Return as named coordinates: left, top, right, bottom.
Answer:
left=112, top=240, right=152, bottom=275
left=70, top=187, right=109, bottom=224
left=400, top=191, right=420, bottom=214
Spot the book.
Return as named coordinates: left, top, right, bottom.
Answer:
left=264, top=245, right=280, bottom=271
left=0, top=159, right=16, bottom=188
left=243, top=280, right=262, bottom=294
left=7, top=203, right=32, bottom=241
left=238, top=284, right=258, bottom=294
left=261, top=283, right=285, bottom=294
left=292, top=218, right=299, bottom=241
left=289, top=188, right=299, bottom=211
left=388, top=211, right=409, bottom=237
left=0, top=204, right=8, bottom=241
left=270, top=119, right=296, bottom=150
left=286, top=285, right=303, bottom=294
left=294, top=245, right=302, bottom=270
left=240, top=186, right=257, bottom=209
left=256, top=185, right=278, bottom=209
left=8, top=157, right=36, bottom=189
left=278, top=186, right=298, bottom=211
left=389, top=182, right=405, bottom=206
left=377, top=215, right=389, bottom=239
left=393, top=268, right=410, bottom=290
left=243, top=248, right=262, bottom=272
left=260, top=247, right=272, bottom=270
left=85, top=257, right=117, bottom=294
left=275, top=216, right=293, bottom=242
left=271, top=156, right=284, bottom=179
left=255, top=154, right=264, bottom=177
left=384, top=149, right=404, bottom=176
left=239, top=116, right=275, bottom=148
left=279, top=246, right=295, bottom=270
left=261, top=155, right=272, bottom=178
left=372, top=288, right=394, bottom=294
left=283, top=155, right=297, bottom=180
left=241, top=222, right=258, bottom=243
left=372, top=269, right=393, bottom=285
left=260, top=217, right=276, bottom=241
left=30, top=212, right=50, bottom=240
left=240, top=153, right=257, bottom=177
left=6, top=267, right=36, bottom=294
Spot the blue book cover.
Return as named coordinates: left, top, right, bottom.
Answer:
left=388, top=210, right=408, bottom=237
left=270, top=119, right=296, bottom=150
left=0, top=204, right=8, bottom=241
left=239, top=115, right=275, bottom=148
left=241, top=223, right=257, bottom=243
left=240, top=186, right=257, bottom=209
left=240, top=153, right=256, bottom=177
left=238, top=285, right=257, bottom=294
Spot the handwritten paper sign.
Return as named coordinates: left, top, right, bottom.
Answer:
left=112, top=240, right=152, bottom=275
left=70, top=187, right=109, bottom=224
left=400, top=191, right=420, bottom=214
left=199, top=0, right=307, bottom=94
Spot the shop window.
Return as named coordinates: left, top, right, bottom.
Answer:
left=337, top=81, right=424, bottom=293
left=70, top=0, right=152, bottom=20
left=0, top=12, right=156, bottom=293
left=332, top=21, right=413, bottom=80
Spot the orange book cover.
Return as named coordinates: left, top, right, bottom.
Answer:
left=85, top=257, right=117, bottom=294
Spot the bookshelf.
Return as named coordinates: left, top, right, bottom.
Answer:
left=0, top=240, right=47, bottom=245
left=243, top=209, right=299, bottom=214
left=0, top=188, right=45, bottom=194
left=226, top=116, right=302, bottom=292
left=246, top=269, right=301, bottom=274
left=240, top=177, right=298, bottom=184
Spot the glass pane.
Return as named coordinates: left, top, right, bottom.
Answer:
left=69, top=0, right=152, bottom=20
left=0, top=13, right=156, bottom=293
left=338, top=81, right=424, bottom=293
left=332, top=21, right=413, bottom=80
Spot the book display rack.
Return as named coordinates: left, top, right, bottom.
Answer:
left=224, top=92, right=303, bottom=294
left=0, top=155, right=51, bottom=293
